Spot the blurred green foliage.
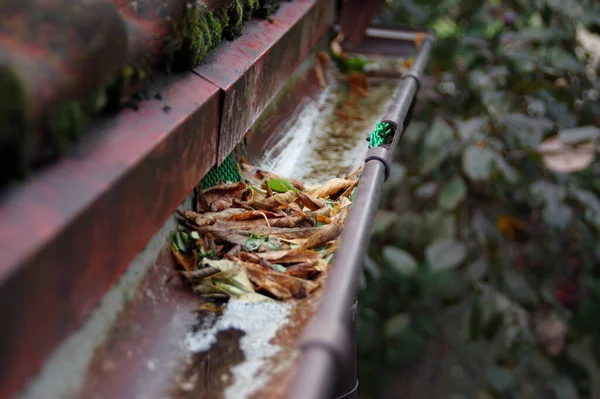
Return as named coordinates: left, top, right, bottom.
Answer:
left=360, top=0, right=600, bottom=397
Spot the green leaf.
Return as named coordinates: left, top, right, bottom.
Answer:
left=482, top=312, right=503, bottom=341
left=542, top=202, right=573, bottom=229
left=266, top=178, right=296, bottom=193
left=462, top=146, right=496, bottom=181
left=456, top=117, right=487, bottom=141
left=553, top=376, right=580, bottom=399
left=424, top=117, right=454, bottom=150
left=438, top=176, right=467, bottom=210
left=425, top=239, right=467, bottom=271
left=559, top=126, right=600, bottom=145
left=428, top=270, right=464, bottom=303
left=415, top=182, right=438, bottom=199
left=486, top=365, right=516, bottom=394
left=172, top=231, right=190, bottom=253
left=546, top=46, right=584, bottom=72
left=467, top=258, right=489, bottom=281
left=383, top=246, right=418, bottom=277
left=273, top=264, right=286, bottom=273
left=504, top=113, right=552, bottom=148
left=470, top=299, right=483, bottom=340
left=530, top=180, right=565, bottom=206
left=245, top=233, right=266, bottom=251
left=571, top=188, right=600, bottom=227
left=504, top=270, right=536, bottom=306
left=384, top=313, right=411, bottom=339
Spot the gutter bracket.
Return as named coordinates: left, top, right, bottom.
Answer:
left=299, top=317, right=352, bottom=369
left=364, top=148, right=392, bottom=181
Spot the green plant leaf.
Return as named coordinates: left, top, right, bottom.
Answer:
left=438, top=175, right=467, bottom=210
left=559, top=126, right=600, bottom=145
left=425, top=239, right=467, bottom=271
left=486, top=364, right=516, bottom=394
left=462, top=146, right=496, bottom=181
left=384, top=313, right=411, bottom=339
left=553, top=376, right=580, bottom=399
left=383, top=246, right=418, bottom=277
left=482, top=312, right=503, bottom=341
left=542, top=202, right=573, bottom=229
left=266, top=178, right=296, bottom=193
left=470, top=298, right=483, bottom=340
left=245, top=233, right=266, bottom=251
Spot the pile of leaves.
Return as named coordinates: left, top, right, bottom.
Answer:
left=358, top=0, right=600, bottom=398
left=170, top=160, right=359, bottom=307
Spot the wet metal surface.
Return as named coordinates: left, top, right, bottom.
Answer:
left=254, top=75, right=398, bottom=186
left=0, top=73, right=220, bottom=399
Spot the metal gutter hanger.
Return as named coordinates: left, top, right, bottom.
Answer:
left=288, top=35, right=435, bottom=399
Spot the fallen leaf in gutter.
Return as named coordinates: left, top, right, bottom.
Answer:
left=302, top=207, right=349, bottom=249
left=227, top=210, right=284, bottom=221
left=310, top=178, right=355, bottom=199
left=197, top=182, right=247, bottom=212
left=181, top=208, right=247, bottom=227
left=243, top=190, right=299, bottom=210
left=286, top=259, right=329, bottom=279
left=171, top=247, right=197, bottom=272
left=238, top=260, right=319, bottom=299
left=297, top=192, right=326, bottom=211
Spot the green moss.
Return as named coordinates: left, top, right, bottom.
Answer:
left=255, top=0, right=280, bottom=19
left=172, top=2, right=227, bottom=68
left=206, top=12, right=223, bottom=49
left=224, top=0, right=245, bottom=39
left=242, top=0, right=260, bottom=20
left=47, top=101, right=88, bottom=154
left=0, top=65, right=32, bottom=180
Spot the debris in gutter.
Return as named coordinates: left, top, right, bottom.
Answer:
left=170, top=158, right=360, bottom=308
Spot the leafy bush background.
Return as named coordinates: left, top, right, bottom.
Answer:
left=358, top=0, right=600, bottom=398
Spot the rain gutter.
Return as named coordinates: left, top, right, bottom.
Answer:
left=288, top=35, right=435, bottom=399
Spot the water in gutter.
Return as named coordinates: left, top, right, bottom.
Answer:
left=178, top=70, right=402, bottom=398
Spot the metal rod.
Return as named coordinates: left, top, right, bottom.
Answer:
left=364, top=27, right=420, bottom=42
left=288, top=34, right=434, bottom=399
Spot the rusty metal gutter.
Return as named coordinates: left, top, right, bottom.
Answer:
left=0, top=1, right=334, bottom=397
left=289, top=35, right=435, bottom=399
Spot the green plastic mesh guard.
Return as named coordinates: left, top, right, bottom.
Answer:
left=368, top=122, right=394, bottom=148
left=200, top=153, right=241, bottom=189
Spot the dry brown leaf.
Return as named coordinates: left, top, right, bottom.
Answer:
left=238, top=260, right=319, bottom=299
left=302, top=206, right=349, bottom=249
left=313, top=206, right=332, bottom=218
left=237, top=260, right=292, bottom=299
left=348, top=72, right=369, bottom=98
left=181, top=267, right=220, bottom=280
left=182, top=208, right=247, bottom=227
left=345, top=166, right=362, bottom=181
left=192, top=227, right=252, bottom=247
left=539, top=135, right=595, bottom=173
left=297, top=192, right=326, bottom=211
left=258, top=247, right=321, bottom=264
left=243, top=190, right=299, bottom=210
left=171, top=247, right=197, bottom=273
left=340, top=180, right=358, bottom=198
left=197, top=182, right=247, bottom=212
left=265, top=226, right=324, bottom=240
left=286, top=259, right=328, bottom=279
left=414, top=32, right=425, bottom=49
left=227, top=210, right=284, bottom=221
left=310, top=178, right=354, bottom=199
